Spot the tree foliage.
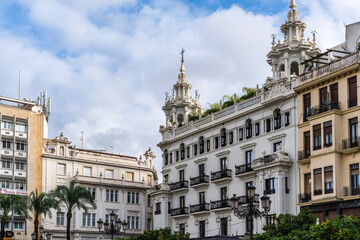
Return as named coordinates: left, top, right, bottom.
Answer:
left=115, top=228, right=190, bottom=240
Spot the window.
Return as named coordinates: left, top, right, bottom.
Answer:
left=229, top=131, right=234, bottom=144
left=255, top=123, right=260, bottom=136
left=15, top=123, right=26, bottom=132
left=155, top=202, right=161, bottom=214
left=164, top=174, right=168, bottom=183
left=57, top=163, right=66, bottom=175
left=14, top=181, right=25, bottom=190
left=351, top=164, right=359, bottom=195
left=87, top=187, right=96, bottom=200
left=127, top=192, right=140, bottom=204
left=214, top=137, right=219, bottom=149
left=199, top=191, right=205, bottom=204
left=199, top=220, right=205, bottom=237
left=220, top=217, right=228, bottom=236
left=314, top=168, right=322, bottom=195
left=15, top=162, right=25, bottom=171
left=199, top=164, right=205, bottom=176
left=176, top=151, right=179, bottom=161
left=199, top=137, right=205, bottom=154
left=179, top=170, right=185, bottom=182
left=266, top=119, right=271, bottom=132
left=274, top=109, right=281, bottom=130
left=349, top=117, right=358, bottom=148
left=206, top=140, right=210, bottom=152
left=16, top=142, right=26, bottom=151
left=266, top=214, right=276, bottom=225
left=106, top=190, right=118, bottom=202
left=220, top=187, right=227, bottom=200
left=245, top=150, right=253, bottom=165
left=304, top=131, right=311, bottom=158
left=187, top=146, right=190, bottom=158
left=348, top=76, right=357, bottom=108
left=169, top=153, right=173, bottom=163
left=2, top=161, right=11, bottom=169
left=324, top=166, right=333, bottom=194
left=164, top=150, right=168, bottom=165
left=290, top=61, right=299, bottom=75
left=265, top=178, right=275, bottom=194
left=56, top=212, right=65, bottom=226
left=221, top=128, right=227, bottom=147
left=147, top=196, right=151, bottom=207
left=2, top=141, right=12, bottom=149
left=220, top=157, right=227, bottom=170
left=0, top=179, right=12, bottom=189
left=2, top=121, right=13, bottom=130
left=126, top=172, right=134, bottom=181
left=273, top=141, right=282, bottom=152
left=179, top=223, right=185, bottom=235
left=193, top=145, right=198, bottom=156
left=179, top=196, right=185, bottom=208
left=83, top=167, right=92, bottom=177
left=239, top=128, right=243, bottom=141
left=147, top=218, right=152, bottom=231
left=284, top=112, right=290, bottom=126
left=303, top=93, right=311, bottom=121
left=323, top=121, right=332, bottom=147
left=180, top=144, right=185, bottom=160
left=245, top=120, right=252, bottom=138
left=148, top=175, right=152, bottom=186
left=330, top=83, right=338, bottom=103
left=82, top=213, right=96, bottom=227
left=105, top=169, right=114, bottom=179
left=13, top=222, right=24, bottom=230
left=319, top=87, right=328, bottom=106
left=313, top=124, right=321, bottom=150
left=285, top=177, right=289, bottom=193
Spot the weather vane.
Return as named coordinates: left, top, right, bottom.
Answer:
left=180, top=48, right=185, bottom=63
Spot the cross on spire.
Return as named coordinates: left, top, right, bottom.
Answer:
left=180, top=48, right=185, bottom=63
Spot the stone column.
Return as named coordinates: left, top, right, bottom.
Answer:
left=277, top=172, right=285, bottom=214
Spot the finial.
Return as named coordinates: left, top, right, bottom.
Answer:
left=180, top=48, right=185, bottom=63
left=271, top=33, right=276, bottom=46
left=311, top=30, right=317, bottom=42
left=289, top=0, right=297, bottom=9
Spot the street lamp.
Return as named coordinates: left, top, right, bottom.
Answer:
left=230, top=186, right=271, bottom=240
left=97, top=212, right=127, bottom=240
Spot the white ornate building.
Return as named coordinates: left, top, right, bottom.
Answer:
left=149, top=0, right=320, bottom=238
left=42, top=133, right=157, bottom=240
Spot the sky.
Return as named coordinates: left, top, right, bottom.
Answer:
left=0, top=0, right=359, bottom=181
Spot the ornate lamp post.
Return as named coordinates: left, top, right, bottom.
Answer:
left=97, top=211, right=127, bottom=240
left=32, top=225, right=51, bottom=240
left=230, top=185, right=271, bottom=240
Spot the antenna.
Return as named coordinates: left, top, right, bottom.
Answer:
left=80, top=131, right=84, bottom=149
left=18, top=70, right=20, bottom=100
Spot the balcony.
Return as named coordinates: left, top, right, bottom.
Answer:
left=342, top=137, right=359, bottom=151
left=238, top=194, right=259, bottom=205
left=264, top=189, right=275, bottom=195
left=325, top=188, right=334, bottom=194
left=298, top=149, right=311, bottom=161
left=170, top=207, right=189, bottom=217
left=210, top=199, right=231, bottom=211
left=15, top=132, right=27, bottom=139
left=0, top=169, right=13, bottom=176
left=14, top=170, right=26, bottom=178
left=154, top=210, right=161, bottom=215
left=298, top=193, right=311, bottom=203
left=190, top=175, right=209, bottom=188
left=169, top=181, right=189, bottom=193
left=1, top=130, right=13, bottom=137
left=343, top=186, right=360, bottom=197
left=314, top=189, right=322, bottom=196
left=303, top=102, right=340, bottom=122
left=211, top=169, right=232, bottom=184
left=190, top=203, right=210, bottom=214
left=235, top=163, right=253, bottom=176
left=1, top=149, right=13, bottom=156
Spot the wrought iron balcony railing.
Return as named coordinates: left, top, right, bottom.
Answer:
left=170, top=207, right=189, bottom=216
left=298, top=193, right=311, bottom=203
left=238, top=194, right=259, bottom=205
left=235, top=163, right=253, bottom=175
left=211, top=169, right=232, bottom=181
left=342, top=137, right=360, bottom=150
left=190, top=175, right=209, bottom=186
left=190, top=203, right=210, bottom=213
left=169, top=181, right=189, bottom=191
left=298, top=149, right=311, bottom=160
left=210, top=199, right=231, bottom=210
left=343, top=186, right=360, bottom=197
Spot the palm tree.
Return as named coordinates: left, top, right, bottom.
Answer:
left=28, top=189, right=59, bottom=240
left=0, top=194, right=28, bottom=240
left=52, top=181, right=96, bottom=240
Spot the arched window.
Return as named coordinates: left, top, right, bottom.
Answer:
left=279, top=64, right=285, bottom=72
left=290, top=62, right=299, bottom=76
left=199, top=137, right=205, bottom=154
left=220, top=128, right=227, bottom=147
left=274, top=109, right=281, bottom=130
left=180, top=144, right=185, bottom=160
left=245, top=119, right=252, bottom=139
left=177, top=114, right=184, bottom=125
left=164, top=150, right=169, bottom=165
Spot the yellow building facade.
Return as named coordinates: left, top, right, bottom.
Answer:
left=295, top=50, right=360, bottom=221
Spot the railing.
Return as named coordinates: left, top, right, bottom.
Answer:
left=298, top=149, right=311, bottom=160
left=298, top=193, right=311, bottom=203
left=342, top=137, right=360, bottom=150
left=299, top=50, right=360, bottom=82
left=264, top=189, right=275, bottom=195
left=260, top=155, right=275, bottom=164
left=314, top=189, right=322, bottom=195
left=154, top=210, right=161, bottom=215
left=238, top=194, right=259, bottom=205
left=190, top=175, right=209, bottom=186
left=190, top=203, right=210, bottom=213
left=310, top=102, right=340, bottom=117
left=343, top=185, right=360, bottom=197
left=235, top=164, right=253, bottom=175
left=211, top=169, right=232, bottom=181
left=169, top=181, right=189, bottom=191
left=325, top=188, right=334, bottom=194
left=210, top=199, right=231, bottom=210
left=170, top=207, right=189, bottom=216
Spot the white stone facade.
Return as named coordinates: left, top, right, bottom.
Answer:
left=42, top=134, right=157, bottom=240
left=150, top=1, right=320, bottom=238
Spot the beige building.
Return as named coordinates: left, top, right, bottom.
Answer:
left=0, top=93, right=50, bottom=239
left=42, top=133, right=157, bottom=240
left=295, top=22, right=360, bottom=221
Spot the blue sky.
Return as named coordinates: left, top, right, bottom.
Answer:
left=0, top=0, right=358, bottom=178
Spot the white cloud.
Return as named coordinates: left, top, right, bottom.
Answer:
left=0, top=0, right=358, bottom=179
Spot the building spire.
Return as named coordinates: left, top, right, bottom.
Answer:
left=179, top=48, right=186, bottom=74
left=289, top=0, right=297, bottom=9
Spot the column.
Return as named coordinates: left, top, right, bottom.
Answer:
left=277, top=172, right=285, bottom=214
